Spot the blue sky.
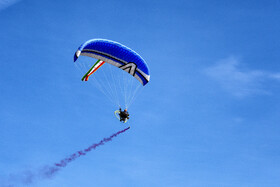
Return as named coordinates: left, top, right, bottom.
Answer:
left=1, top=0, right=280, bottom=186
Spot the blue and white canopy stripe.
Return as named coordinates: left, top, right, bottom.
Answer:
left=74, top=39, right=150, bottom=86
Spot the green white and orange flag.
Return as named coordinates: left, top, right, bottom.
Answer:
left=81, top=60, right=105, bottom=81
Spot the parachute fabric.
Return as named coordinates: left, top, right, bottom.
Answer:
left=74, top=39, right=150, bottom=108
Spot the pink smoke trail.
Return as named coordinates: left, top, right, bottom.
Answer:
left=2, top=127, right=130, bottom=186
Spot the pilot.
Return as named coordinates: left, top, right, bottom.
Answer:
left=119, top=108, right=130, bottom=122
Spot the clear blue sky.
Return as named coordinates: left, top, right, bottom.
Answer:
left=1, top=0, right=280, bottom=186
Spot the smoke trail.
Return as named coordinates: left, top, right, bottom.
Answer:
left=2, top=127, right=130, bottom=186
left=53, top=126, right=130, bottom=169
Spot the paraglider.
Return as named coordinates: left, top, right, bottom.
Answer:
left=114, top=108, right=130, bottom=123
left=74, top=39, right=150, bottom=123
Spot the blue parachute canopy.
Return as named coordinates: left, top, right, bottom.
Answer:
left=74, top=39, right=150, bottom=86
